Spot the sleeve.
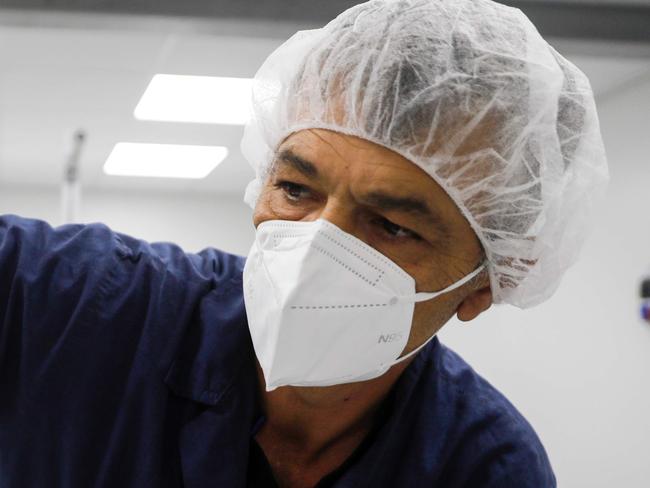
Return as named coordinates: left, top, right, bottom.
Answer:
left=0, top=215, right=126, bottom=390
left=0, top=214, right=241, bottom=486
left=0, top=214, right=236, bottom=398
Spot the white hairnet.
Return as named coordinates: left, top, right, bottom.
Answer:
left=240, top=0, right=609, bottom=308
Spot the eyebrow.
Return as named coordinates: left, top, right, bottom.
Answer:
left=276, top=149, right=319, bottom=178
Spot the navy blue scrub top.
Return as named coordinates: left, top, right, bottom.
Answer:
left=0, top=215, right=556, bottom=487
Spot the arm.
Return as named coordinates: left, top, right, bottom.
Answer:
left=0, top=214, right=239, bottom=396
left=0, top=214, right=243, bottom=486
left=0, top=215, right=121, bottom=383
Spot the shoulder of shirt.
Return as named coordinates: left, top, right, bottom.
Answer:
left=109, top=228, right=246, bottom=287
left=1, top=214, right=246, bottom=286
left=420, top=340, right=556, bottom=486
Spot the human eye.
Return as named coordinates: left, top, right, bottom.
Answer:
left=274, top=180, right=312, bottom=203
left=375, top=216, right=422, bottom=241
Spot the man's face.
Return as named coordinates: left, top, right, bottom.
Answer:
left=253, top=128, right=489, bottom=354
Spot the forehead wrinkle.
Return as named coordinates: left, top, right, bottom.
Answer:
left=309, top=129, right=357, bottom=170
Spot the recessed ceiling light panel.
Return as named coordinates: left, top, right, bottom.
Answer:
left=104, top=142, right=228, bottom=179
left=134, top=74, right=253, bottom=125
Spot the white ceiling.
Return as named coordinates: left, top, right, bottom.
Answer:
left=0, top=25, right=284, bottom=196
left=0, top=21, right=649, bottom=197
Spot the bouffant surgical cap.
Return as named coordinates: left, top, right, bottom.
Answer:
left=240, top=0, right=609, bottom=308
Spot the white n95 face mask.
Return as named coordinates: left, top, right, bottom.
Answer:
left=243, top=219, right=485, bottom=391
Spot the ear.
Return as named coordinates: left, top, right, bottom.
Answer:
left=456, top=286, right=493, bottom=322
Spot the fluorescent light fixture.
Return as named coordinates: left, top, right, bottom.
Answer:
left=134, top=74, right=253, bottom=125
left=104, top=142, right=228, bottom=179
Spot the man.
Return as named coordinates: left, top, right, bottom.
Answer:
left=0, top=0, right=608, bottom=487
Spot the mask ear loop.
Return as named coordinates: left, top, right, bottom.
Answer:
left=409, top=262, right=487, bottom=303
left=390, top=262, right=488, bottom=365
left=392, top=329, right=440, bottom=366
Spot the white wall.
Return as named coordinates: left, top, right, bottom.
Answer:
left=0, top=186, right=255, bottom=255
left=1, top=82, right=649, bottom=488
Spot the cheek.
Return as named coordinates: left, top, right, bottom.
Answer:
left=252, top=188, right=275, bottom=226
left=412, top=298, right=445, bottom=326
left=410, top=294, right=459, bottom=336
